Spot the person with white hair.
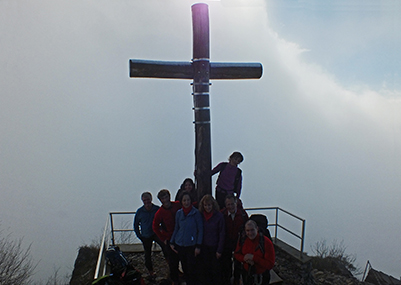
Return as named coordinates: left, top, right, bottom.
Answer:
left=234, top=219, right=275, bottom=285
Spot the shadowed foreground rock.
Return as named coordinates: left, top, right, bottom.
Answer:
left=70, top=244, right=370, bottom=285
left=274, top=246, right=366, bottom=285
left=70, top=246, right=99, bottom=285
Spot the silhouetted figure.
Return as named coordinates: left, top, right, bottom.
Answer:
left=198, top=194, right=225, bottom=284
left=221, top=194, right=249, bottom=285
left=134, top=192, right=166, bottom=279
left=152, top=189, right=182, bottom=285
left=211, top=152, right=243, bottom=209
left=170, top=193, right=203, bottom=285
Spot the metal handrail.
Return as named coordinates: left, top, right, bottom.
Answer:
left=94, top=217, right=111, bottom=280
left=109, top=211, right=136, bottom=246
left=94, top=206, right=306, bottom=280
left=244, top=207, right=306, bottom=258
left=108, top=207, right=306, bottom=256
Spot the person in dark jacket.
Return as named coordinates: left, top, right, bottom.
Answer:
left=175, top=178, right=196, bottom=202
left=198, top=194, right=225, bottom=284
left=221, top=194, right=249, bottom=285
left=211, top=151, right=244, bottom=209
left=170, top=192, right=203, bottom=285
left=134, top=192, right=166, bottom=278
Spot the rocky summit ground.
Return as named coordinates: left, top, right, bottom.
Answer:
left=70, top=245, right=369, bottom=285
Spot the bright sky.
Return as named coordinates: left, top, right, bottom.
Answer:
left=1, top=0, right=400, bottom=282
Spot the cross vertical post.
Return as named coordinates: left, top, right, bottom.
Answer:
left=192, top=3, right=212, bottom=200
left=129, top=3, right=262, bottom=201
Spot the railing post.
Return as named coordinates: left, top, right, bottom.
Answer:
left=109, top=213, right=115, bottom=246
left=300, top=219, right=305, bottom=258
left=275, top=207, right=279, bottom=241
left=362, top=260, right=371, bottom=281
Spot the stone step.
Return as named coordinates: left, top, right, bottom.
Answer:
left=270, top=270, right=283, bottom=284
left=116, top=243, right=162, bottom=253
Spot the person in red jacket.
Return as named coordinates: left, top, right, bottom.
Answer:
left=152, top=189, right=181, bottom=285
left=234, top=220, right=275, bottom=285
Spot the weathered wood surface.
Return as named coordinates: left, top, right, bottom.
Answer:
left=129, top=60, right=262, bottom=80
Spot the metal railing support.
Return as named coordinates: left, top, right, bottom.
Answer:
left=109, top=212, right=115, bottom=246
left=245, top=207, right=306, bottom=256
left=362, top=260, right=372, bottom=281
left=275, top=207, right=279, bottom=241
left=95, top=206, right=307, bottom=278
left=94, top=217, right=110, bottom=280
left=300, top=219, right=306, bottom=259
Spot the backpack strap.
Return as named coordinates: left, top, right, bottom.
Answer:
left=255, top=233, right=265, bottom=255
left=236, top=231, right=265, bottom=256
left=235, top=227, right=247, bottom=255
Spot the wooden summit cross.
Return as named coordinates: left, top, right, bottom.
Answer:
left=129, top=3, right=262, bottom=200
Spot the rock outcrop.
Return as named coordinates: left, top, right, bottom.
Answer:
left=70, top=244, right=369, bottom=285
left=70, top=246, right=99, bottom=285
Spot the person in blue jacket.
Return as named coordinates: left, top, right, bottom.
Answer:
left=134, top=192, right=166, bottom=278
left=170, top=192, right=203, bottom=285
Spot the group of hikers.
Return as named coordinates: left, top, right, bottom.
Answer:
left=92, top=152, right=275, bottom=285
left=132, top=152, right=276, bottom=285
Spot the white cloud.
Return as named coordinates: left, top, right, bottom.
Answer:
left=1, top=0, right=400, bottom=280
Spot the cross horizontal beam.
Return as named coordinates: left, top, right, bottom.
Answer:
left=129, top=59, right=263, bottom=80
